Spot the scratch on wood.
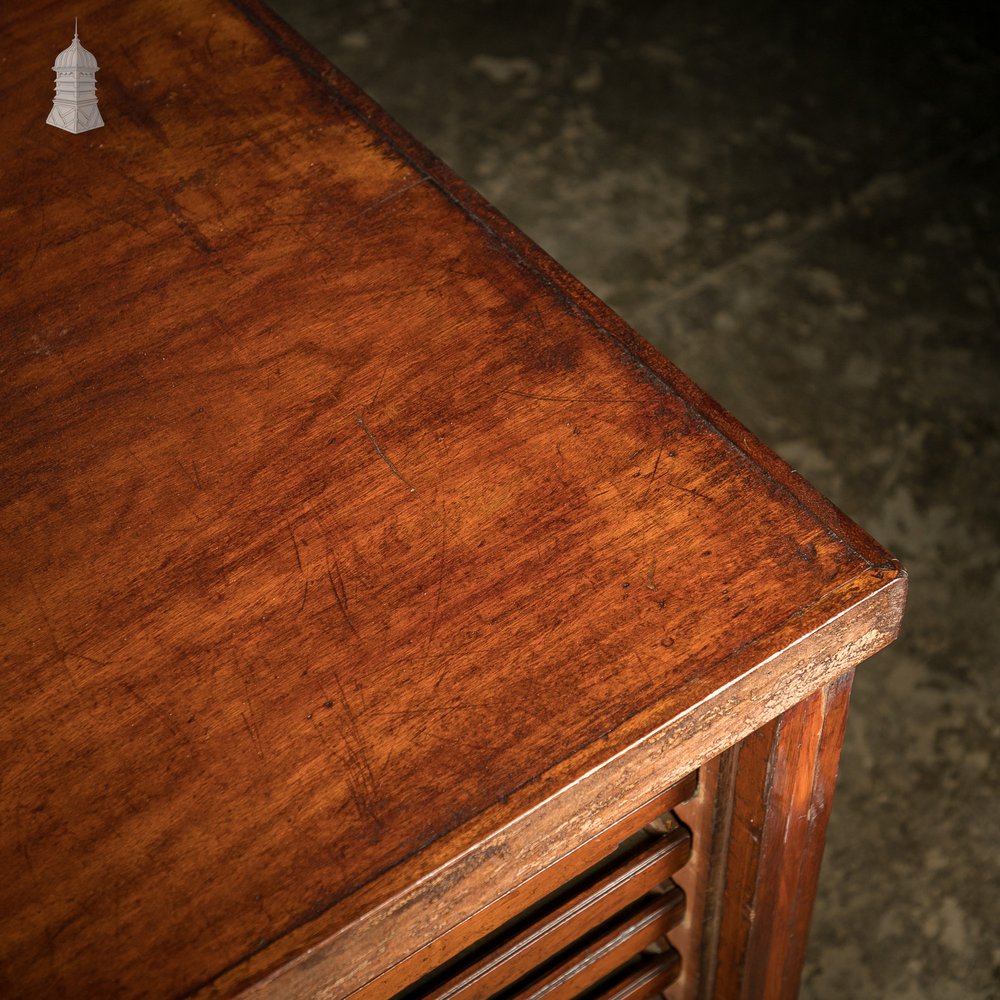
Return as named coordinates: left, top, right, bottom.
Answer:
left=257, top=179, right=429, bottom=237
left=355, top=413, right=416, bottom=493
left=634, top=650, right=655, bottom=687
left=641, top=441, right=711, bottom=503
left=377, top=701, right=467, bottom=720
left=177, top=459, right=203, bottom=491
left=241, top=710, right=265, bottom=763
left=367, top=357, right=392, bottom=412
left=106, top=162, right=214, bottom=254
left=647, top=558, right=658, bottom=590
left=25, top=574, right=82, bottom=694
left=345, top=176, right=430, bottom=227
left=326, top=558, right=359, bottom=635
left=428, top=504, right=449, bottom=690
left=318, top=674, right=382, bottom=823
left=233, top=656, right=266, bottom=762
left=63, top=648, right=107, bottom=668
left=286, top=522, right=303, bottom=573
left=121, top=680, right=194, bottom=753
left=641, top=442, right=664, bottom=505
left=660, top=479, right=711, bottom=501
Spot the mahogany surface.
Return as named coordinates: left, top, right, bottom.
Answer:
left=1, top=1, right=905, bottom=998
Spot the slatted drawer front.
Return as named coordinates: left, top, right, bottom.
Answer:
left=396, top=786, right=694, bottom=1000
left=576, top=950, right=681, bottom=1000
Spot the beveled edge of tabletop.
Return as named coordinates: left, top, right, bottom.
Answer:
left=174, top=3, right=910, bottom=997
left=227, top=567, right=905, bottom=1000
left=228, top=1, right=899, bottom=587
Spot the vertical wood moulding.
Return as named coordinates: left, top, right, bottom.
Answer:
left=667, top=753, right=725, bottom=1000
left=705, top=670, right=855, bottom=1000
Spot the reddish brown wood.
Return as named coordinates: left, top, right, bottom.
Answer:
left=590, top=951, right=682, bottom=1000
left=666, top=755, right=728, bottom=1000
left=356, top=774, right=696, bottom=1000
left=0, top=0, right=905, bottom=997
left=510, top=888, right=684, bottom=999
left=424, top=825, right=690, bottom=998
left=703, top=671, right=855, bottom=1000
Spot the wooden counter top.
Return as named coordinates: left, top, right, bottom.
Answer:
left=0, top=2, right=905, bottom=997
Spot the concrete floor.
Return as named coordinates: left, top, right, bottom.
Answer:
left=267, top=2, right=1000, bottom=996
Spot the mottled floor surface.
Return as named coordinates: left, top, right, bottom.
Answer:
left=268, top=2, right=999, bottom=996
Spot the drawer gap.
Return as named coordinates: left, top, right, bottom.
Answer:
left=496, top=887, right=685, bottom=999
left=397, top=817, right=690, bottom=1000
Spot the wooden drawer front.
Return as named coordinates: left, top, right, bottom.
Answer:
left=579, top=951, right=681, bottom=1000
left=398, top=800, right=691, bottom=1000
left=502, top=888, right=684, bottom=999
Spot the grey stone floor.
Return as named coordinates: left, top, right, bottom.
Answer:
left=267, top=2, right=999, bottom=996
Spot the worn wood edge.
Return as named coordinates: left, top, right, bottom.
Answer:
left=227, top=0, right=894, bottom=575
left=156, top=6, right=912, bottom=997
left=694, top=746, right=740, bottom=1000
left=780, top=675, right=857, bottom=995
left=231, top=574, right=906, bottom=999
left=345, top=776, right=697, bottom=1000
left=199, top=566, right=906, bottom=999
left=424, top=826, right=691, bottom=1000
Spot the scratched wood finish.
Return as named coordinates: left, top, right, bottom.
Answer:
left=1, top=1, right=904, bottom=998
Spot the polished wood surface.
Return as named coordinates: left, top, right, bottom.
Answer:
left=590, top=952, right=682, bottom=1000
left=1, top=1, right=905, bottom=998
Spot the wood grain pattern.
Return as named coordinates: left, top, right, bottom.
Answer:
left=1, top=1, right=905, bottom=998
left=699, top=672, right=856, bottom=999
